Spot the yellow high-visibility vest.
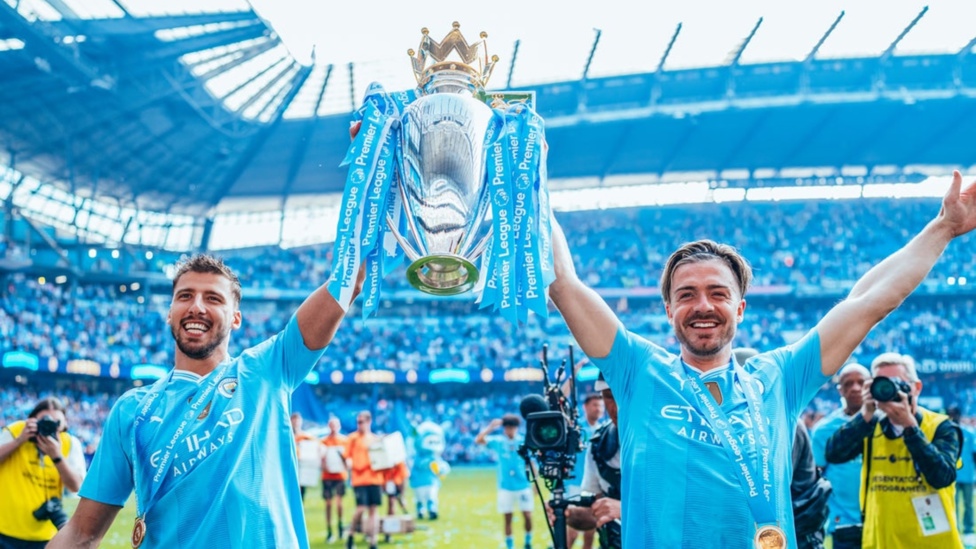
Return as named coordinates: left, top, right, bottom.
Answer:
left=0, top=420, right=72, bottom=541
left=860, top=407, right=962, bottom=549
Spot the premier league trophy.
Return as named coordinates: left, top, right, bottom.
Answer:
left=392, top=24, right=499, bottom=295
left=327, top=22, right=555, bottom=324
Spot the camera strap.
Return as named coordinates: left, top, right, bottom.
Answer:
left=675, top=359, right=780, bottom=534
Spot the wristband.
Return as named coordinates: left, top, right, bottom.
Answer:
left=51, top=456, right=62, bottom=464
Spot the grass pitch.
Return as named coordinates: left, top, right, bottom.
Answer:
left=63, top=466, right=555, bottom=548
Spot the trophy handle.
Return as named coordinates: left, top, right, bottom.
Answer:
left=467, top=228, right=493, bottom=259
left=385, top=215, right=422, bottom=262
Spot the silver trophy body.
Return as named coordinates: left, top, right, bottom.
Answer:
left=387, top=70, right=495, bottom=295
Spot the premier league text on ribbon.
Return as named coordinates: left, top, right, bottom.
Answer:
left=325, top=22, right=554, bottom=323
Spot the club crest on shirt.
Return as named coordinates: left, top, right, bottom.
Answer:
left=217, top=378, right=239, bottom=398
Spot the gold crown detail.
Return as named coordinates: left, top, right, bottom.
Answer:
left=408, top=22, right=499, bottom=89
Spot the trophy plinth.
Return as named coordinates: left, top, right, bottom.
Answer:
left=406, top=254, right=479, bottom=296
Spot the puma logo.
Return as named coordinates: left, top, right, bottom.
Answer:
left=669, top=371, right=687, bottom=390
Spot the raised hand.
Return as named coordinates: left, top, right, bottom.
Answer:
left=938, top=170, right=976, bottom=238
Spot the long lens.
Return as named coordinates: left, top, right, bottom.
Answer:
left=870, top=376, right=900, bottom=402
left=525, top=411, right=566, bottom=450
left=533, top=420, right=562, bottom=445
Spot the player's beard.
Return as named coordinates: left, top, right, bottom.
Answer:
left=171, top=323, right=229, bottom=360
left=673, top=315, right=736, bottom=358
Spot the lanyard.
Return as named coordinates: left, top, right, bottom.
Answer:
left=129, top=362, right=231, bottom=519
left=676, top=358, right=778, bottom=525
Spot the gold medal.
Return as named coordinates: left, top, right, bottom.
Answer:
left=131, top=516, right=147, bottom=548
left=754, top=524, right=786, bottom=549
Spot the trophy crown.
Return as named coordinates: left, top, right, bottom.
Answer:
left=409, top=22, right=498, bottom=91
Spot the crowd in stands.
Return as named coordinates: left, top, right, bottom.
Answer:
left=2, top=199, right=976, bottom=377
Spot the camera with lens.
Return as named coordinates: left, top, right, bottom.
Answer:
left=523, top=408, right=582, bottom=481
left=519, top=346, right=584, bottom=482
left=33, top=497, right=69, bottom=530
left=29, top=416, right=61, bottom=443
left=517, top=345, right=589, bottom=549
left=870, top=376, right=913, bottom=403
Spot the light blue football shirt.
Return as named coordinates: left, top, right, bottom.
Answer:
left=80, top=314, right=324, bottom=548
left=811, top=407, right=864, bottom=531
left=486, top=434, right=531, bottom=491
left=593, top=326, right=827, bottom=549
left=959, top=424, right=976, bottom=484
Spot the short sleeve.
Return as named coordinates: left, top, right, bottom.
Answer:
left=757, top=329, right=828, bottom=419
left=590, top=326, right=671, bottom=408
left=486, top=436, right=502, bottom=454
left=78, top=399, right=134, bottom=507
left=239, top=314, right=326, bottom=391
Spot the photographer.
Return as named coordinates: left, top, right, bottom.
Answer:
left=558, top=373, right=621, bottom=549
left=825, top=353, right=963, bottom=548
left=0, top=397, right=86, bottom=548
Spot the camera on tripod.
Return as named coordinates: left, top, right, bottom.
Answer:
left=517, top=344, right=590, bottom=549
left=519, top=345, right=583, bottom=482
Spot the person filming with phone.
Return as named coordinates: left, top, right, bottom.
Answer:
left=0, top=397, right=86, bottom=549
left=825, top=353, right=963, bottom=548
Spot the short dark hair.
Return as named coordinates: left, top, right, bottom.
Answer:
left=583, top=393, right=602, bottom=405
left=660, top=239, right=752, bottom=304
left=29, top=397, right=66, bottom=419
left=501, top=414, right=520, bottom=428
left=172, top=254, right=242, bottom=306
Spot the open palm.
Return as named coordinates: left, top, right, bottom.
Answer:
left=941, top=170, right=976, bottom=237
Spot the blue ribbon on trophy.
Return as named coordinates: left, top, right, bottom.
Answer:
left=329, top=87, right=401, bottom=315
left=327, top=22, right=554, bottom=324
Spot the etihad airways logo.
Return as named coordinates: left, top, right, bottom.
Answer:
left=148, top=407, right=245, bottom=477
left=659, top=404, right=762, bottom=447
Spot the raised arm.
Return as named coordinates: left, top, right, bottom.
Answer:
left=816, top=171, right=976, bottom=376
left=295, top=265, right=365, bottom=351
left=548, top=217, right=621, bottom=359
left=475, top=419, right=502, bottom=445
left=561, top=357, right=589, bottom=399
left=47, top=498, right=122, bottom=548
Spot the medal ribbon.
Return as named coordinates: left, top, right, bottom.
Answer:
left=674, top=359, right=778, bottom=526
left=129, top=361, right=232, bottom=521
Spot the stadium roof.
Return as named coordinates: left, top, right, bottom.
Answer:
left=1, top=0, right=976, bottom=249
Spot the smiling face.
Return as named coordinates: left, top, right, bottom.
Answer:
left=666, top=259, right=745, bottom=368
left=168, top=271, right=242, bottom=362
